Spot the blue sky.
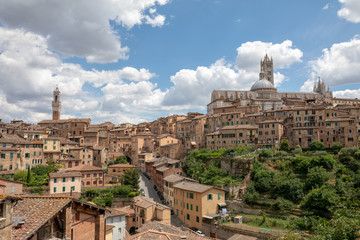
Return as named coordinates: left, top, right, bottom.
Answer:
left=0, top=0, right=359, bottom=124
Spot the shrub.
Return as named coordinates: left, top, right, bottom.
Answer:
left=280, top=139, right=290, bottom=152
left=309, top=140, right=325, bottom=151
left=273, top=197, right=295, bottom=212
left=331, top=142, right=342, bottom=154
left=127, top=192, right=138, bottom=198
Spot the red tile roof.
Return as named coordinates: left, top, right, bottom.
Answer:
left=12, top=196, right=73, bottom=240
left=68, top=165, right=104, bottom=172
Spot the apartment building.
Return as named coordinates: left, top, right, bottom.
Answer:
left=49, top=170, right=82, bottom=196
left=173, top=181, right=226, bottom=231
left=68, top=165, right=105, bottom=188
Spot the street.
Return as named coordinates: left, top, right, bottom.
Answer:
left=139, top=172, right=185, bottom=227
left=139, top=172, right=161, bottom=202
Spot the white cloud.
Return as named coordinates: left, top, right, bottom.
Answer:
left=333, top=89, right=360, bottom=98
left=0, top=28, right=303, bottom=124
left=338, top=0, right=360, bottom=23
left=301, top=36, right=360, bottom=92
left=323, top=3, right=329, bottom=10
left=0, top=27, right=160, bottom=124
left=0, top=0, right=169, bottom=63
left=235, top=40, right=303, bottom=71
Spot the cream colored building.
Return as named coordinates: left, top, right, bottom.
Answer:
left=132, top=196, right=171, bottom=230
left=173, top=181, right=226, bottom=231
left=49, top=170, right=82, bottom=196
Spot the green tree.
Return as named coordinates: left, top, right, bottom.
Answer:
left=310, top=140, right=325, bottom=151
left=121, top=168, right=140, bottom=190
left=26, top=167, right=31, bottom=183
left=331, top=142, right=342, bottom=154
left=111, top=185, right=133, bottom=198
left=108, top=156, right=128, bottom=166
left=14, top=170, right=30, bottom=182
left=280, top=139, right=290, bottom=152
left=273, top=197, right=295, bottom=212
left=301, top=186, right=339, bottom=215
left=305, top=166, right=331, bottom=191
left=293, top=145, right=302, bottom=155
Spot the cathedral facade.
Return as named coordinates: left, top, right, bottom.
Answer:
left=207, top=54, right=333, bottom=114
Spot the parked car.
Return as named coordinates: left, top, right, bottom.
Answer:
left=196, top=230, right=205, bottom=236
left=140, top=188, right=145, bottom=195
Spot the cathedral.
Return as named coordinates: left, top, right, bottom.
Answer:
left=207, top=54, right=333, bottom=114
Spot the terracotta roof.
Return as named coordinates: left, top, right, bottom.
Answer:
left=116, top=206, right=135, bottom=216
left=108, top=164, right=136, bottom=168
left=133, top=196, right=170, bottom=210
left=136, top=221, right=212, bottom=240
left=12, top=196, right=73, bottom=240
left=106, top=207, right=127, bottom=217
left=221, top=125, right=258, bottom=130
left=68, top=165, right=104, bottom=172
left=156, top=166, right=170, bottom=172
left=130, top=230, right=188, bottom=240
left=0, top=134, right=29, bottom=144
left=49, top=170, right=82, bottom=178
left=173, top=181, right=213, bottom=193
left=163, top=174, right=185, bottom=183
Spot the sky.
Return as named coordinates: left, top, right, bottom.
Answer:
left=0, top=0, right=360, bottom=124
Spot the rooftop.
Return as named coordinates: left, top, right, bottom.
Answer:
left=68, top=165, right=104, bottom=172
left=12, top=196, right=73, bottom=240
left=49, top=170, right=82, bottom=178
left=173, top=181, right=213, bottom=193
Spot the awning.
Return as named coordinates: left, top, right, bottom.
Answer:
left=218, top=202, right=227, bottom=207
left=190, top=141, right=196, bottom=145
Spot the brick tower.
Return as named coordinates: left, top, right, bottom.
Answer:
left=52, top=86, right=61, bottom=120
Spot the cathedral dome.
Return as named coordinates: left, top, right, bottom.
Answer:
left=250, top=79, right=276, bottom=91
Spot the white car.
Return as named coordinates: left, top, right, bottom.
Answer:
left=196, top=230, right=205, bottom=236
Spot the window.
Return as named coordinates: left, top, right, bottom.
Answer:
left=54, top=187, right=56, bottom=192
left=53, top=146, right=56, bottom=150
left=190, top=204, right=193, bottom=210
left=218, top=193, right=221, bottom=200
left=72, top=177, right=75, bottom=182
left=54, top=178, right=57, bottom=183
left=34, top=151, right=36, bottom=156
left=207, top=194, right=213, bottom=200
left=10, top=153, right=13, bottom=159
left=25, top=153, right=30, bottom=158
left=186, top=214, right=190, bottom=220
left=196, top=205, right=198, bottom=212
left=63, top=187, right=65, bottom=192
left=0, top=153, right=5, bottom=159
left=196, top=216, right=199, bottom=222
left=75, top=212, right=80, bottom=221
left=63, top=178, right=66, bottom=182
left=45, top=146, right=47, bottom=150
left=186, top=203, right=189, bottom=209
left=72, top=186, right=75, bottom=191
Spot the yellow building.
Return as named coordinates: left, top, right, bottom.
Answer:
left=132, top=196, right=171, bottom=230
left=173, top=181, right=226, bottom=231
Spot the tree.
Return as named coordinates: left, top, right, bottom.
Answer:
left=293, top=145, right=302, bottom=155
left=111, top=185, right=133, bottom=198
left=301, top=186, right=339, bottom=215
left=26, top=167, right=31, bottom=183
left=280, top=139, right=290, bottom=152
left=331, top=142, right=342, bottom=154
left=14, top=170, right=29, bottom=182
left=273, top=197, right=295, bottom=212
left=310, top=140, right=325, bottom=151
left=305, top=166, right=331, bottom=191
left=121, top=168, right=140, bottom=190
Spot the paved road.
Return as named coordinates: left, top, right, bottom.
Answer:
left=138, top=172, right=185, bottom=227
left=139, top=172, right=160, bottom=202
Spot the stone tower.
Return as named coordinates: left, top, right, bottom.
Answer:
left=52, top=86, right=61, bottom=120
left=259, top=53, right=274, bottom=85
